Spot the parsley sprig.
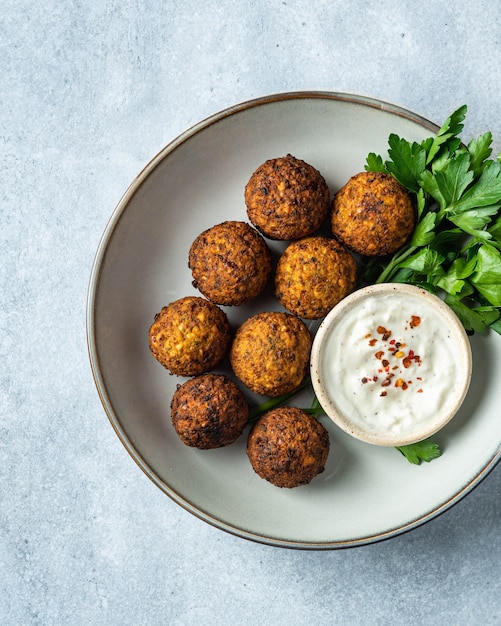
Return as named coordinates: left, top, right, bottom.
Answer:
left=364, top=105, right=501, bottom=335
left=396, top=439, right=442, bottom=465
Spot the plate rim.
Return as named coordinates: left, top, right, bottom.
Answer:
left=86, top=90, right=501, bottom=550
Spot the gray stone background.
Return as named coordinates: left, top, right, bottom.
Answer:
left=2, top=1, right=500, bottom=624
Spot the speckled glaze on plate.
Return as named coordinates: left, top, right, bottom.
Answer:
left=87, top=92, right=501, bottom=549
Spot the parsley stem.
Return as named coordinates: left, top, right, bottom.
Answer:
left=302, top=394, right=326, bottom=419
left=375, top=244, right=417, bottom=283
left=248, top=377, right=312, bottom=422
left=310, top=394, right=322, bottom=411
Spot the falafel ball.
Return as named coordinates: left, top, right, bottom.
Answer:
left=171, top=373, right=249, bottom=449
left=230, top=311, right=312, bottom=397
left=331, top=171, right=415, bottom=256
left=275, top=236, right=357, bottom=320
left=247, top=407, right=330, bottom=488
left=244, top=154, right=330, bottom=240
left=188, top=221, right=272, bottom=306
left=148, top=296, right=231, bottom=376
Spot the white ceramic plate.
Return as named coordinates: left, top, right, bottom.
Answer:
left=87, top=92, right=501, bottom=549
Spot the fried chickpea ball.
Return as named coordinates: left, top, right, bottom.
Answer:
left=148, top=296, right=231, bottom=377
left=188, top=221, right=272, bottom=306
left=170, top=374, right=249, bottom=449
left=275, top=236, right=357, bottom=320
left=247, top=407, right=330, bottom=488
left=331, top=171, right=415, bottom=256
left=244, top=154, right=330, bottom=240
left=230, top=311, right=312, bottom=397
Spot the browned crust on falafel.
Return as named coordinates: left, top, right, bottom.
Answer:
left=188, top=221, right=272, bottom=306
left=247, top=407, right=330, bottom=488
left=148, top=296, right=231, bottom=377
left=245, top=154, right=330, bottom=241
left=171, top=373, right=249, bottom=449
left=275, top=236, right=357, bottom=319
left=230, top=311, right=312, bottom=397
left=331, top=171, right=415, bottom=256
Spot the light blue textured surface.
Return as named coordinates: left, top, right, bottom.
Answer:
left=2, top=1, right=501, bottom=624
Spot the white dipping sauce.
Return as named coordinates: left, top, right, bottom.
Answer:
left=313, top=285, right=472, bottom=445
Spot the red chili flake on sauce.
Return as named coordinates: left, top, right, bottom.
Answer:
left=395, top=378, right=408, bottom=390
left=402, top=355, right=413, bottom=368
left=377, top=326, right=392, bottom=341
left=380, top=391, right=387, bottom=397
left=409, top=315, right=421, bottom=328
left=403, top=348, right=421, bottom=369
left=375, top=350, right=384, bottom=360
left=381, top=373, right=394, bottom=387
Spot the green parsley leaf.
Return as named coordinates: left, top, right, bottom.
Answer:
left=437, top=256, right=477, bottom=297
left=385, top=135, right=427, bottom=192
left=419, top=169, right=447, bottom=209
left=399, top=247, right=445, bottom=276
left=415, top=187, right=427, bottom=220
left=365, top=152, right=387, bottom=173
left=432, top=151, right=474, bottom=208
left=385, top=267, right=415, bottom=284
left=449, top=159, right=501, bottom=214
left=426, top=104, right=467, bottom=164
left=429, top=228, right=463, bottom=254
left=448, top=205, right=499, bottom=240
left=444, top=295, right=498, bottom=333
left=451, top=255, right=478, bottom=280
left=488, top=215, right=501, bottom=243
left=410, top=211, right=437, bottom=246
left=473, top=306, right=501, bottom=326
left=470, top=243, right=501, bottom=306
left=437, top=275, right=467, bottom=297
left=468, top=131, right=493, bottom=177
left=396, top=439, right=442, bottom=465
left=489, top=316, right=501, bottom=334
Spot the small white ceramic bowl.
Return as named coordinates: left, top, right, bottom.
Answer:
left=310, top=283, right=472, bottom=447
